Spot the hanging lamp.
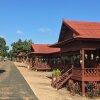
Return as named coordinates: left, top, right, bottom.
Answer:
left=85, top=54, right=88, bottom=59
left=96, top=49, right=99, bottom=60
left=91, top=53, right=94, bottom=60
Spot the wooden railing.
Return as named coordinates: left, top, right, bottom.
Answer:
left=84, top=68, right=100, bottom=77
left=32, top=62, right=51, bottom=70
left=72, top=67, right=100, bottom=81
left=52, top=66, right=73, bottom=89
left=49, top=63, right=65, bottom=70
left=72, top=68, right=82, bottom=78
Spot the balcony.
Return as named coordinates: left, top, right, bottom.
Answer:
left=72, top=67, right=100, bottom=81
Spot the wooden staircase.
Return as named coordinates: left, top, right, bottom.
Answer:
left=55, top=67, right=73, bottom=90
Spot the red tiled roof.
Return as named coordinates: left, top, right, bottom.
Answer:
left=50, top=20, right=100, bottom=47
left=31, top=44, right=60, bottom=54
left=17, top=52, right=26, bottom=56
left=63, top=20, right=100, bottom=39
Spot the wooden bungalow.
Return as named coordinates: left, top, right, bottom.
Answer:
left=27, top=44, right=61, bottom=71
left=16, top=52, right=26, bottom=62
left=51, top=20, right=100, bottom=96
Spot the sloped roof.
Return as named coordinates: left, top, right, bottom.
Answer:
left=63, top=20, right=100, bottom=39
left=31, top=44, right=60, bottom=54
left=17, top=52, right=26, bottom=56
left=50, top=20, right=100, bottom=47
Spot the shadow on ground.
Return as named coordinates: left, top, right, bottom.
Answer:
left=0, top=70, right=6, bottom=74
left=46, top=76, right=52, bottom=79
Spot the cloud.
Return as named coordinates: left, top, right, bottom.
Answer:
left=0, top=35, right=7, bottom=41
left=0, top=35, right=4, bottom=38
left=16, top=30, right=24, bottom=35
left=38, top=28, right=52, bottom=33
left=0, top=34, right=6, bottom=39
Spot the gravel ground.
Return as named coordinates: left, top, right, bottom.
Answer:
left=0, top=61, right=38, bottom=100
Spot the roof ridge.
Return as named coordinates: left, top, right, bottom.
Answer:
left=32, top=44, right=50, bottom=45
left=63, top=19, right=100, bottom=23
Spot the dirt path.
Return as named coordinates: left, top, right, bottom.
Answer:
left=14, top=62, right=100, bottom=100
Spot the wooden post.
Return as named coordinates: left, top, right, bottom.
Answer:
left=31, top=56, right=33, bottom=68
left=56, top=75, right=58, bottom=90
left=32, top=55, right=33, bottom=67
left=72, top=65, right=74, bottom=75
left=52, top=74, right=54, bottom=87
left=82, top=81, right=85, bottom=96
left=81, top=49, right=85, bottom=96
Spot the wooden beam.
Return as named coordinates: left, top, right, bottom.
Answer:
left=82, top=81, right=85, bottom=96
left=81, top=49, right=85, bottom=69
left=81, top=49, right=85, bottom=96
left=83, top=48, right=96, bottom=50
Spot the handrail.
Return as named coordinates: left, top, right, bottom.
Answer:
left=83, top=68, right=100, bottom=69
left=72, top=67, right=100, bottom=78
left=84, top=68, right=100, bottom=77
left=59, top=66, right=73, bottom=80
left=73, top=67, right=100, bottom=70
left=72, top=68, right=82, bottom=77
left=56, top=66, right=73, bottom=89
left=65, top=66, right=73, bottom=73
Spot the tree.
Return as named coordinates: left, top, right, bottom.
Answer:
left=11, top=39, right=33, bottom=57
left=22, top=39, right=32, bottom=53
left=0, top=37, right=9, bottom=57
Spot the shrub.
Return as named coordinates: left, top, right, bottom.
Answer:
left=52, top=69, right=61, bottom=77
left=67, top=80, right=81, bottom=96
left=52, top=69, right=57, bottom=77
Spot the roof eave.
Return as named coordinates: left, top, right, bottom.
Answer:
left=63, top=20, right=80, bottom=35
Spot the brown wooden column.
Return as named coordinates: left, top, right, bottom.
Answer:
left=30, top=57, right=33, bottom=67
left=28, top=55, right=32, bottom=69
left=31, top=54, right=34, bottom=68
left=81, top=49, right=85, bottom=96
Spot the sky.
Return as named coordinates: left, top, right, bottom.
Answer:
left=0, top=0, right=100, bottom=49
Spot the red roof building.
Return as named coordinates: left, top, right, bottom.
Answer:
left=51, top=20, right=100, bottom=47
left=17, top=20, right=100, bottom=96
left=27, top=44, right=61, bottom=71
left=63, top=20, right=100, bottom=38
left=31, top=44, right=60, bottom=54
left=16, top=52, right=27, bottom=62
left=51, top=20, right=100, bottom=96
left=17, top=52, right=26, bottom=57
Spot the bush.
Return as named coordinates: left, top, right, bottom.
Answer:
left=67, top=80, right=81, bottom=96
left=52, top=69, right=57, bottom=77
left=52, top=69, right=61, bottom=77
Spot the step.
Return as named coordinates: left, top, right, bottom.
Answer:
left=57, top=74, right=72, bottom=89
